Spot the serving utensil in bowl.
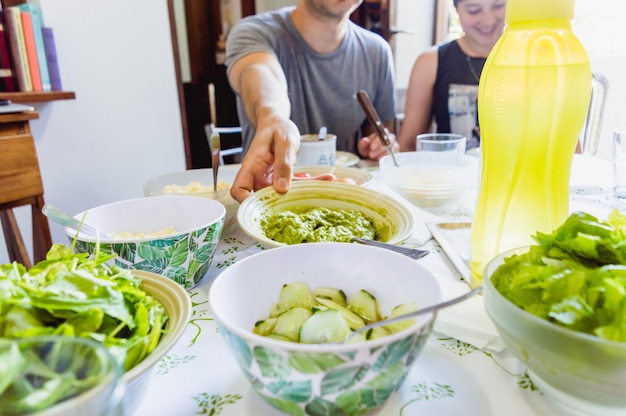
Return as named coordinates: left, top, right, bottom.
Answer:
left=343, top=286, right=482, bottom=343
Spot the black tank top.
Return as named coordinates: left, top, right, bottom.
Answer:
left=432, top=40, right=485, bottom=149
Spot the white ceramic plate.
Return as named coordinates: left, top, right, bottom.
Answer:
left=293, top=165, right=373, bottom=186
left=335, top=151, right=360, bottom=167
left=237, top=181, right=415, bottom=248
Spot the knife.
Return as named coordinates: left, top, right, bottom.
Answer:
left=208, top=83, right=220, bottom=191
left=209, top=126, right=221, bottom=192
left=356, top=90, right=399, bottom=166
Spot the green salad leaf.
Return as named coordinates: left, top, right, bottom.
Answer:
left=492, top=209, right=626, bottom=342
left=0, top=243, right=168, bottom=371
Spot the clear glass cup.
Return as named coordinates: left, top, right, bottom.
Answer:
left=0, top=336, right=125, bottom=416
left=416, top=133, right=467, bottom=164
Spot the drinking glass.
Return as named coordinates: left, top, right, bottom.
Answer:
left=416, top=133, right=466, bottom=164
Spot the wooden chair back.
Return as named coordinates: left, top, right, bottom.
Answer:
left=0, top=112, right=52, bottom=269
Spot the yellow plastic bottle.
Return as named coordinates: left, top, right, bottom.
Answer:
left=469, top=0, right=592, bottom=287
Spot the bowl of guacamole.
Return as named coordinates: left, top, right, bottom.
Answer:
left=237, top=181, right=415, bottom=248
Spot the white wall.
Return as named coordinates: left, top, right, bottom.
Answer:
left=0, top=0, right=186, bottom=263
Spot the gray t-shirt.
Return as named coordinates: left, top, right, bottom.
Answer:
left=225, top=7, right=396, bottom=154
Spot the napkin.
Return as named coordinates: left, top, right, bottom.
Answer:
left=418, top=247, right=506, bottom=352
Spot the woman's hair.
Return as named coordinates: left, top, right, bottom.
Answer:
left=453, top=0, right=460, bottom=6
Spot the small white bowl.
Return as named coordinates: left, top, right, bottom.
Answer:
left=209, top=242, right=441, bottom=415
left=380, top=152, right=478, bottom=208
left=237, top=181, right=415, bottom=248
left=65, top=196, right=225, bottom=289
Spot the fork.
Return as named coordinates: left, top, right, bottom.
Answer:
left=351, top=238, right=430, bottom=260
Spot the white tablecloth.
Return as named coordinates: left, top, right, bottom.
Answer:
left=133, top=155, right=620, bottom=416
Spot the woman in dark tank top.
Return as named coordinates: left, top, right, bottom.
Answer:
left=398, top=0, right=506, bottom=152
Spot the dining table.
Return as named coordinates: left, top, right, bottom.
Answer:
left=133, top=154, right=621, bottom=416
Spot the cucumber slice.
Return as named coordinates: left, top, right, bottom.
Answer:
left=253, top=318, right=277, bottom=336
left=300, top=309, right=351, bottom=344
left=312, top=286, right=348, bottom=306
left=366, top=326, right=390, bottom=340
left=347, top=289, right=380, bottom=323
left=383, top=301, right=418, bottom=334
left=272, top=307, right=313, bottom=342
left=315, top=296, right=365, bottom=330
left=270, top=283, right=315, bottom=317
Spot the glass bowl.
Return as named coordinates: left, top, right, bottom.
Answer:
left=483, top=247, right=626, bottom=416
left=0, top=336, right=124, bottom=416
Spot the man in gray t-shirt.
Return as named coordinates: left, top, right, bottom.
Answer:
left=225, top=1, right=398, bottom=203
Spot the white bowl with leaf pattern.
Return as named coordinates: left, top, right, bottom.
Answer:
left=209, top=242, right=441, bottom=415
left=65, top=196, right=225, bottom=289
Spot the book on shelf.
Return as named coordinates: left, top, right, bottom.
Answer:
left=17, top=2, right=50, bottom=91
left=0, top=11, right=17, bottom=92
left=4, top=5, right=31, bottom=91
left=42, top=26, right=61, bottom=90
left=20, top=9, right=41, bottom=91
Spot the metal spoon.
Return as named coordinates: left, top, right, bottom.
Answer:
left=343, top=286, right=483, bottom=344
left=351, top=237, right=429, bottom=260
left=318, top=126, right=327, bottom=141
left=42, top=204, right=105, bottom=239
left=356, top=90, right=399, bottom=167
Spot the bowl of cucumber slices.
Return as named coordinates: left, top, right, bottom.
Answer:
left=208, top=242, right=441, bottom=416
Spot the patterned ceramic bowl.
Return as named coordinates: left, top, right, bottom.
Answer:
left=64, top=195, right=225, bottom=289
left=209, top=242, right=441, bottom=416
left=143, top=167, right=239, bottom=236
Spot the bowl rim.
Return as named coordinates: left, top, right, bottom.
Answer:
left=237, top=181, right=416, bottom=248
left=484, top=246, right=626, bottom=348
left=143, top=168, right=237, bottom=196
left=64, top=195, right=226, bottom=243
left=122, top=270, right=192, bottom=382
left=292, top=165, right=374, bottom=186
left=208, top=242, right=441, bottom=352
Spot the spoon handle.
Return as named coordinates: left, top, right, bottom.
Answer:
left=356, top=90, right=399, bottom=167
left=42, top=204, right=103, bottom=239
left=351, top=237, right=429, bottom=260
left=344, top=286, right=483, bottom=344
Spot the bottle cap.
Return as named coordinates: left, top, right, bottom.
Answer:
left=506, top=0, right=574, bottom=22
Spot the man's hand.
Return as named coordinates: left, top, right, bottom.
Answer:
left=230, top=118, right=300, bottom=203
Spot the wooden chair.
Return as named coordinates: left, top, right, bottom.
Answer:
left=0, top=111, right=52, bottom=269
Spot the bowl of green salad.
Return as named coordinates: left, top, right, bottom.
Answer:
left=209, top=242, right=441, bottom=415
left=483, top=210, right=626, bottom=416
left=0, top=244, right=192, bottom=415
left=0, top=336, right=124, bottom=416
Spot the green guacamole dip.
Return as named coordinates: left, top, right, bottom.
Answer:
left=261, top=207, right=377, bottom=244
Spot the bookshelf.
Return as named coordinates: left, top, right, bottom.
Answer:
left=0, top=91, right=74, bottom=102
left=0, top=0, right=75, bottom=103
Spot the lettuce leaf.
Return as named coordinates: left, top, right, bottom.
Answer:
left=492, top=209, right=626, bottom=341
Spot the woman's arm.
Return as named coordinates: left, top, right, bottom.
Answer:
left=398, top=48, right=439, bottom=152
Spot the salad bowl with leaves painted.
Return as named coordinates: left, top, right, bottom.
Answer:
left=0, top=244, right=191, bottom=415
left=209, top=242, right=441, bottom=416
left=65, top=195, right=225, bottom=289
left=484, top=210, right=626, bottom=416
